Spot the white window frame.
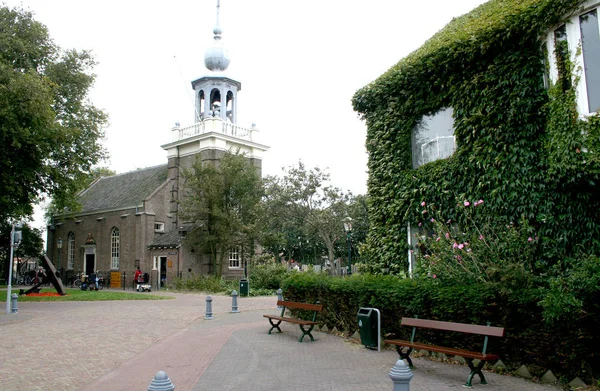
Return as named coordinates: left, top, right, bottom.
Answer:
left=111, top=228, right=120, bottom=270
left=228, top=246, right=242, bottom=269
left=545, top=0, right=600, bottom=117
left=67, top=232, right=75, bottom=270
left=412, top=107, right=456, bottom=168
left=154, top=222, right=165, bottom=233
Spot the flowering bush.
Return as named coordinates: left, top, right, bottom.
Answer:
left=413, top=199, right=539, bottom=286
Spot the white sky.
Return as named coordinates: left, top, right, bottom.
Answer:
left=6, top=0, right=487, bottom=233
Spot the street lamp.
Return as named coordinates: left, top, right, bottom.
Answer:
left=343, top=217, right=353, bottom=276
left=57, top=238, right=63, bottom=270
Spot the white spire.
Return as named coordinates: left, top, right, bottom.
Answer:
left=204, top=0, right=230, bottom=72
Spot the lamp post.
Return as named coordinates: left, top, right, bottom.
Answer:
left=343, top=217, right=353, bottom=276
left=57, top=237, right=63, bottom=271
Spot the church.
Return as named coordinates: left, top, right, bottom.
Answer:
left=46, top=1, right=269, bottom=290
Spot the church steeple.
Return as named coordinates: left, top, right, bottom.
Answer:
left=192, top=0, right=240, bottom=124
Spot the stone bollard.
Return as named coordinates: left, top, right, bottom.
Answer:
left=277, top=288, right=283, bottom=308
left=148, top=370, right=175, bottom=391
left=205, top=295, right=213, bottom=320
left=231, top=290, right=240, bottom=313
left=11, top=293, right=18, bottom=314
left=389, top=359, right=413, bottom=391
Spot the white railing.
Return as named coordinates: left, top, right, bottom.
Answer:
left=172, top=118, right=254, bottom=142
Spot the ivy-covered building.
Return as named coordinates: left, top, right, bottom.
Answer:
left=353, top=0, right=600, bottom=275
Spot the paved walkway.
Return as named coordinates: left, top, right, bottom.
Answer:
left=0, top=290, right=562, bottom=390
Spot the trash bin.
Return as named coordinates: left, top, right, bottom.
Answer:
left=357, top=307, right=378, bottom=349
left=239, top=278, right=249, bottom=296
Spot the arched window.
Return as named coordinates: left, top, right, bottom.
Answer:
left=67, top=232, right=75, bottom=269
left=111, top=228, right=120, bottom=269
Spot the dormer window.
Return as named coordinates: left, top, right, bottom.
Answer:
left=154, top=222, right=165, bottom=233
left=412, top=107, right=456, bottom=168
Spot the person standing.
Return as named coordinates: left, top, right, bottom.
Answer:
left=134, top=267, right=142, bottom=291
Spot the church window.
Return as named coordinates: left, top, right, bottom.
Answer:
left=411, top=108, right=456, bottom=168
left=111, top=228, right=120, bottom=269
left=67, top=232, right=75, bottom=269
left=228, top=246, right=241, bottom=269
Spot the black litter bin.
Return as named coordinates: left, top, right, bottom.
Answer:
left=239, top=278, right=249, bottom=296
left=357, top=307, right=378, bottom=349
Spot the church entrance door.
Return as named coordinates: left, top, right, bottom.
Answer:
left=85, top=254, right=95, bottom=274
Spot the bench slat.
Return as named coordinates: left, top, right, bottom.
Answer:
left=385, top=339, right=500, bottom=361
left=263, top=315, right=318, bottom=326
left=277, top=300, right=323, bottom=312
left=401, top=317, right=505, bottom=337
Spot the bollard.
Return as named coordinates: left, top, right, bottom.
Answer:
left=277, top=288, right=283, bottom=308
left=389, top=359, right=413, bottom=391
left=205, top=295, right=213, bottom=320
left=231, top=290, right=240, bottom=313
left=11, top=293, right=18, bottom=314
left=148, top=370, right=175, bottom=391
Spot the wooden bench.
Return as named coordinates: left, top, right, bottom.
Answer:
left=385, top=317, right=505, bottom=387
left=263, top=300, right=323, bottom=342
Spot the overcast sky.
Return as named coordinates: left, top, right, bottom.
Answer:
left=6, top=0, right=487, bottom=232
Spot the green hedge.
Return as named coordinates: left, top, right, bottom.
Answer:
left=282, top=272, right=600, bottom=383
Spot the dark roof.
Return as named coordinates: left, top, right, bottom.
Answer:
left=148, top=224, right=199, bottom=249
left=148, top=229, right=182, bottom=249
left=78, top=164, right=168, bottom=213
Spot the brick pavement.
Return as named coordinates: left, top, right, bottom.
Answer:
left=0, top=290, right=563, bottom=391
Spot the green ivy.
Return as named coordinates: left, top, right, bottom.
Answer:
left=351, top=0, right=600, bottom=381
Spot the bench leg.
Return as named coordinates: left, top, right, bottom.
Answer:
left=395, top=345, right=414, bottom=367
left=298, top=324, right=315, bottom=342
left=267, top=319, right=283, bottom=334
left=465, top=359, right=487, bottom=387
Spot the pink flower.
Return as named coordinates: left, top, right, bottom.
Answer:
left=432, top=274, right=437, bottom=279
left=452, top=242, right=458, bottom=249
left=463, top=242, right=469, bottom=246
left=410, top=250, right=414, bottom=253
left=445, top=232, right=450, bottom=239
left=446, top=219, right=452, bottom=224
left=464, top=201, right=470, bottom=207
left=455, top=255, right=462, bottom=261
left=418, top=222, right=422, bottom=227
left=421, top=201, right=426, bottom=207
left=528, top=237, right=533, bottom=242
left=474, top=199, right=484, bottom=206
left=479, top=235, right=484, bottom=240
left=458, top=243, right=464, bottom=250
left=422, top=210, right=427, bottom=214
left=436, top=237, right=441, bottom=242
left=430, top=218, right=435, bottom=223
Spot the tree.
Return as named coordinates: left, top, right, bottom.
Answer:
left=0, top=6, right=108, bottom=222
left=179, top=151, right=263, bottom=278
left=0, top=221, right=43, bottom=281
left=262, top=162, right=352, bottom=273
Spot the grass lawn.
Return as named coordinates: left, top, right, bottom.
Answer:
left=0, top=287, right=174, bottom=302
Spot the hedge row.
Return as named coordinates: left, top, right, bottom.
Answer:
left=282, top=272, right=599, bottom=383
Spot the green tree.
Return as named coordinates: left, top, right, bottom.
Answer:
left=179, top=151, right=263, bottom=278
left=262, top=162, right=352, bottom=273
left=0, top=221, right=43, bottom=281
left=0, top=6, right=108, bottom=222
left=46, top=166, right=116, bottom=218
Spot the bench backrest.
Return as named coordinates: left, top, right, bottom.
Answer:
left=401, top=317, right=504, bottom=337
left=277, top=300, right=323, bottom=312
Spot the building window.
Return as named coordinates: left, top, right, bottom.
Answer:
left=111, top=228, right=120, bottom=269
left=412, top=107, right=456, bottom=168
left=154, top=222, right=165, bottom=232
left=228, top=246, right=241, bottom=269
left=546, top=3, right=600, bottom=115
left=67, top=232, right=75, bottom=269
left=580, top=9, right=600, bottom=113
